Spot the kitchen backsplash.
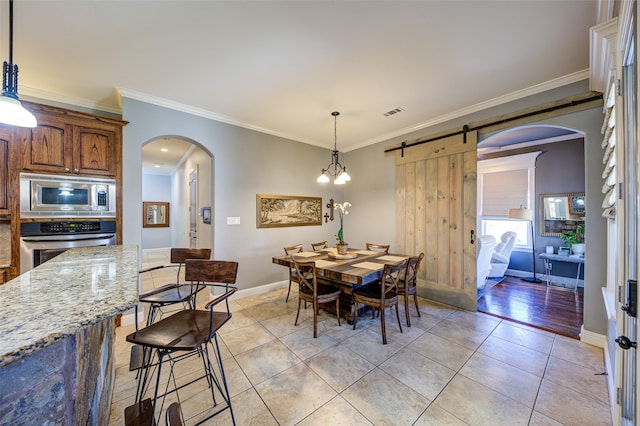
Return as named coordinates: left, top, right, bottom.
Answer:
left=0, top=221, right=10, bottom=265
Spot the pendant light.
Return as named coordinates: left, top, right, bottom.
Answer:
left=0, top=0, right=36, bottom=128
left=317, top=111, right=350, bottom=185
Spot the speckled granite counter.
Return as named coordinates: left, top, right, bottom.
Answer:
left=0, top=244, right=139, bottom=424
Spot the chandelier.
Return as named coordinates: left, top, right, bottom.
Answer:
left=317, top=111, right=350, bottom=185
left=0, top=0, right=36, bottom=128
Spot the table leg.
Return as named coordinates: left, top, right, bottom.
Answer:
left=574, top=263, right=581, bottom=292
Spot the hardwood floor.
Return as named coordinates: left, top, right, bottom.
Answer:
left=477, top=275, right=584, bottom=339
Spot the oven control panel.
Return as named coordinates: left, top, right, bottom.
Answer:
left=21, top=220, right=117, bottom=236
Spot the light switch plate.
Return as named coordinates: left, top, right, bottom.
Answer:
left=227, top=217, right=240, bottom=225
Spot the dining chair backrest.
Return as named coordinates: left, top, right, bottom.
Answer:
left=283, top=244, right=304, bottom=302
left=404, top=253, right=425, bottom=289
left=284, top=244, right=304, bottom=255
left=311, top=241, right=328, bottom=251
left=380, top=259, right=407, bottom=299
left=366, top=243, right=390, bottom=253
left=291, top=257, right=317, bottom=296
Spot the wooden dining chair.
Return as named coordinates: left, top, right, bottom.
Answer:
left=366, top=243, right=390, bottom=253
left=126, top=259, right=238, bottom=426
left=352, top=259, right=408, bottom=344
left=284, top=244, right=304, bottom=302
left=398, top=253, right=424, bottom=327
left=311, top=241, right=328, bottom=250
left=292, top=258, right=341, bottom=338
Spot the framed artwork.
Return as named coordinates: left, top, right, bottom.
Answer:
left=202, top=206, right=211, bottom=224
left=143, top=201, right=170, bottom=228
left=256, top=194, right=322, bottom=228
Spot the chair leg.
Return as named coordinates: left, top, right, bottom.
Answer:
left=380, top=306, right=387, bottom=344
left=294, top=297, right=302, bottom=326
left=313, top=302, right=319, bottom=338
left=404, top=295, right=411, bottom=327
left=335, top=298, right=341, bottom=327
left=286, top=279, right=292, bottom=302
left=413, top=293, right=421, bottom=317
left=395, top=303, right=403, bottom=334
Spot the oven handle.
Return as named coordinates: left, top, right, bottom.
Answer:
left=20, top=233, right=116, bottom=242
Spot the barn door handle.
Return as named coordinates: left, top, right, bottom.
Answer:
left=470, top=230, right=475, bottom=244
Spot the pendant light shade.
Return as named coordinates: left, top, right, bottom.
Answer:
left=0, top=0, right=36, bottom=128
left=317, top=111, right=350, bottom=185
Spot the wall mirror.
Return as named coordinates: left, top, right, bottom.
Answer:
left=143, top=201, right=170, bottom=228
left=540, top=192, right=585, bottom=236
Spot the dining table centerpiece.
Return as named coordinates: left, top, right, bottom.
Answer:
left=334, top=201, right=351, bottom=254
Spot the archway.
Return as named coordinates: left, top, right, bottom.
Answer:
left=476, top=124, right=586, bottom=338
left=141, top=136, right=214, bottom=252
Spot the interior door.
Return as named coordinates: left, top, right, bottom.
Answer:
left=617, top=41, right=638, bottom=426
left=392, top=131, right=478, bottom=311
left=189, top=168, right=198, bottom=249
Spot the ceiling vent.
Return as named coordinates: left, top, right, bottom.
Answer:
left=383, top=108, right=403, bottom=117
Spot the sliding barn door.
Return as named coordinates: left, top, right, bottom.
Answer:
left=391, top=131, right=478, bottom=311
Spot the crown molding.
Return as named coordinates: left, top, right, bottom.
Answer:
left=589, top=18, right=618, bottom=94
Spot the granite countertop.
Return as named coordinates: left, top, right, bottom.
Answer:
left=0, top=245, right=139, bottom=367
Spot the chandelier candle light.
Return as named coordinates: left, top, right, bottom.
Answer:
left=317, top=111, right=351, bottom=185
left=334, top=201, right=351, bottom=254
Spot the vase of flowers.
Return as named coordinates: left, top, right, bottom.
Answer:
left=334, top=201, right=351, bottom=255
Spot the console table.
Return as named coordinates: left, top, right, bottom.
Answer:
left=539, top=252, right=584, bottom=292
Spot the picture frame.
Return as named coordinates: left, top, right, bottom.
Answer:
left=256, top=194, right=322, bottom=228
left=143, top=201, right=170, bottom=228
left=558, top=247, right=570, bottom=256
left=202, top=206, right=211, bottom=224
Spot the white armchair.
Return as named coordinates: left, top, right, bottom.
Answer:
left=477, top=235, right=497, bottom=290
left=489, top=231, right=517, bottom=278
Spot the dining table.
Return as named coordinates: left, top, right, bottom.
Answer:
left=272, top=247, right=410, bottom=322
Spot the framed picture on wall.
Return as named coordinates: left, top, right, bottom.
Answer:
left=202, top=206, right=211, bottom=224
left=256, top=194, right=322, bottom=228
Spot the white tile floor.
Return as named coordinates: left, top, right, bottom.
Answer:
left=108, top=250, right=612, bottom=425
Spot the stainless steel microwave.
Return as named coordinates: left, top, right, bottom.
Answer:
left=20, top=173, right=116, bottom=218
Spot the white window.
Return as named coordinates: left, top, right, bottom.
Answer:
left=478, top=152, right=541, bottom=249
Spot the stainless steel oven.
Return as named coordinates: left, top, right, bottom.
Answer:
left=19, top=220, right=116, bottom=272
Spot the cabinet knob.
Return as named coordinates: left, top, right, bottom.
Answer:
left=74, top=168, right=79, bottom=173
left=65, top=168, right=70, bottom=172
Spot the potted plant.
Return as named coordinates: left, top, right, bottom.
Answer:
left=560, top=224, right=585, bottom=255
left=334, top=202, right=351, bottom=254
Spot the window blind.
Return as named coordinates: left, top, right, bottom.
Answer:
left=482, top=169, right=529, bottom=216
left=601, top=84, right=616, bottom=218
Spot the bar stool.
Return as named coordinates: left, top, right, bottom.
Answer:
left=126, top=259, right=238, bottom=425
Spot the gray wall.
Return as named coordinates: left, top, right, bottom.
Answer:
left=121, top=98, right=345, bottom=289
left=122, top=79, right=607, bottom=335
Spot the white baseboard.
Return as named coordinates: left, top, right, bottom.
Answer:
left=580, top=326, right=606, bottom=347
left=602, top=338, right=617, bottom=425
left=119, top=280, right=290, bottom=327
left=505, top=269, right=583, bottom=288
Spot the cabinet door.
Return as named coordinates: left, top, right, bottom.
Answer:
left=0, top=132, right=7, bottom=213
left=20, top=121, right=72, bottom=173
left=73, top=126, right=116, bottom=176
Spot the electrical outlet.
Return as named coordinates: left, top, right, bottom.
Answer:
left=226, top=217, right=240, bottom=225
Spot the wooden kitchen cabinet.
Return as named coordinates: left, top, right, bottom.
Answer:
left=0, top=128, right=9, bottom=214
left=17, top=103, right=121, bottom=177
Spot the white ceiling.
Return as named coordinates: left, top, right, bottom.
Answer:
left=6, top=0, right=598, bottom=166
